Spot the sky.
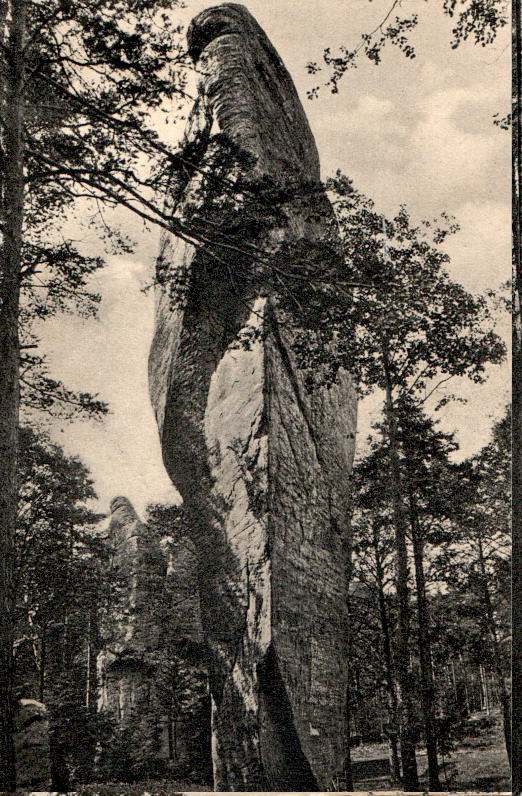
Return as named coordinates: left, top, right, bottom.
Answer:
left=33, top=0, right=511, bottom=517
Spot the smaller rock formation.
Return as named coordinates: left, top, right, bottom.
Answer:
left=96, top=497, right=210, bottom=778
left=164, top=534, right=204, bottom=651
left=14, top=699, right=51, bottom=791
left=97, top=496, right=166, bottom=722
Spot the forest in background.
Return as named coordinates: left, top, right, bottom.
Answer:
left=12, top=399, right=511, bottom=791
left=0, top=0, right=512, bottom=790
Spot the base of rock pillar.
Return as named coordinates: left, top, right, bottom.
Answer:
left=258, top=645, right=319, bottom=791
left=152, top=295, right=356, bottom=790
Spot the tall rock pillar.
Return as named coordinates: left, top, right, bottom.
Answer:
left=149, top=3, right=357, bottom=789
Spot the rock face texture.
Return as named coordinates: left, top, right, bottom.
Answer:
left=14, top=699, right=52, bottom=791
left=165, top=533, right=204, bottom=648
left=96, top=497, right=208, bottom=773
left=97, top=496, right=167, bottom=722
left=149, top=4, right=357, bottom=790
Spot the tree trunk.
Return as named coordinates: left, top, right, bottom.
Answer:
left=372, top=521, right=401, bottom=785
left=0, top=1, right=26, bottom=788
left=168, top=709, right=174, bottom=760
left=39, top=628, right=46, bottom=703
left=450, top=660, right=458, bottom=703
left=512, top=0, right=521, bottom=789
left=479, top=663, right=490, bottom=714
left=343, top=682, right=354, bottom=791
left=458, top=655, right=471, bottom=716
left=409, top=504, right=442, bottom=789
left=477, top=534, right=511, bottom=764
left=85, top=612, right=91, bottom=709
left=381, top=351, right=419, bottom=789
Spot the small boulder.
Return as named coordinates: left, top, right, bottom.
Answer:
left=14, top=699, right=51, bottom=791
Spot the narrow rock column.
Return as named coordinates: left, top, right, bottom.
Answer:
left=96, top=497, right=209, bottom=773
left=97, top=497, right=166, bottom=723
left=149, top=4, right=357, bottom=789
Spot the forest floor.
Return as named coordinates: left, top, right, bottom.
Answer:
left=432, top=722, right=510, bottom=792
left=71, top=782, right=212, bottom=794
left=350, top=717, right=510, bottom=792
left=72, top=720, right=510, bottom=794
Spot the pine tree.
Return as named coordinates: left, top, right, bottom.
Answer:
left=288, top=183, right=506, bottom=788
left=14, top=425, right=107, bottom=787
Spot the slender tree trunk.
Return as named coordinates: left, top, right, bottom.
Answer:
left=371, top=521, right=401, bottom=785
left=476, top=535, right=511, bottom=764
left=343, top=517, right=355, bottom=791
left=512, top=0, right=522, bottom=790
left=409, top=503, right=442, bottom=789
left=85, top=613, right=91, bottom=709
left=88, top=588, right=102, bottom=713
left=343, top=681, right=354, bottom=790
left=479, top=664, right=490, bottom=714
left=0, top=1, right=26, bottom=787
left=84, top=601, right=100, bottom=783
left=458, top=655, right=471, bottom=716
left=381, top=350, right=419, bottom=789
left=39, top=628, right=46, bottom=703
left=471, top=669, right=478, bottom=713
left=450, top=660, right=458, bottom=703
left=62, top=522, right=75, bottom=668
left=168, top=704, right=174, bottom=760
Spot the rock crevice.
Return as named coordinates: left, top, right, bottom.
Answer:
left=149, top=4, right=357, bottom=789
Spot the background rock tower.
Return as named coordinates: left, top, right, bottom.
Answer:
left=149, top=4, right=357, bottom=789
left=97, top=497, right=166, bottom=723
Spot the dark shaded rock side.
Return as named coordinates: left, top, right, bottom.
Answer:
left=149, top=4, right=357, bottom=790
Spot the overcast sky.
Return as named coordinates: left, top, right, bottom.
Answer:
left=33, top=0, right=511, bottom=517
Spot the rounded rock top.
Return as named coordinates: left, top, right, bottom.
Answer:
left=187, top=3, right=252, bottom=61
left=110, top=495, right=134, bottom=513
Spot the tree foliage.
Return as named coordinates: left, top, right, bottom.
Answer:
left=306, top=0, right=509, bottom=96
left=13, top=425, right=107, bottom=786
left=2, top=0, right=197, bottom=419
left=287, top=178, right=506, bottom=400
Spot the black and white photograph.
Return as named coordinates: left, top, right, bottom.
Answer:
left=0, top=0, right=513, bottom=792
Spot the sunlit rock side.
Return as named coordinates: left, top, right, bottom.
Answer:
left=149, top=3, right=357, bottom=789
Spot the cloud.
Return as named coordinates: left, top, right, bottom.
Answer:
left=443, top=200, right=510, bottom=294
left=37, top=257, right=180, bottom=515
left=313, top=54, right=509, bottom=228
left=408, top=85, right=509, bottom=209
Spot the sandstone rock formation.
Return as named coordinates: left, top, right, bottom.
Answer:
left=96, top=497, right=208, bottom=773
left=97, top=496, right=167, bottom=721
left=149, top=4, right=357, bottom=789
left=165, top=533, right=203, bottom=650
left=14, top=699, right=51, bottom=791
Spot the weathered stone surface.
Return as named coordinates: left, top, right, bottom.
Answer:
left=149, top=4, right=357, bottom=790
left=108, top=496, right=167, bottom=647
left=165, top=533, right=204, bottom=648
left=97, top=496, right=167, bottom=720
left=14, top=699, right=51, bottom=791
left=96, top=497, right=208, bottom=774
